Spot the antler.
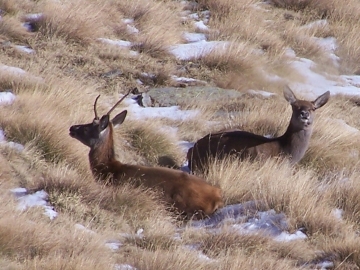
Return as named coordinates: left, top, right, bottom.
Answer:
left=106, top=88, right=132, bottom=115
left=94, top=95, right=101, bottom=120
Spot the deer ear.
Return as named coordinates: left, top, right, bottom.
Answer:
left=112, top=110, right=127, bottom=127
left=283, top=85, right=297, bottom=104
left=313, top=91, right=330, bottom=109
left=99, top=115, right=110, bottom=131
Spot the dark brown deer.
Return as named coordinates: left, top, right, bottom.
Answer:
left=69, top=91, right=224, bottom=219
left=187, top=86, right=330, bottom=172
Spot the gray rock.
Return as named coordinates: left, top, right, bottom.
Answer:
left=146, top=86, right=243, bottom=107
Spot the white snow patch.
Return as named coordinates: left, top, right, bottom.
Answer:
left=122, top=19, right=139, bottom=34
left=24, top=13, right=43, bottom=21
left=11, top=188, right=58, bottom=220
left=75, top=224, right=96, bottom=234
left=126, top=24, right=139, bottom=34
left=314, top=261, right=335, bottom=269
left=194, top=21, right=209, bottom=31
left=313, top=36, right=337, bottom=54
left=300, top=19, right=328, bottom=30
left=171, top=75, right=207, bottom=85
left=129, top=50, right=139, bottom=56
left=115, top=264, right=138, bottom=270
left=200, top=10, right=211, bottom=24
left=285, top=48, right=297, bottom=58
left=189, top=202, right=307, bottom=242
left=15, top=45, right=35, bottom=54
left=136, top=228, right=144, bottom=237
left=11, top=187, right=27, bottom=197
left=122, top=18, right=134, bottom=24
left=23, top=22, right=33, bottom=32
left=0, top=64, right=42, bottom=82
left=121, top=97, right=199, bottom=121
left=2, top=141, right=25, bottom=151
left=178, top=140, right=194, bottom=154
left=98, top=38, right=132, bottom=48
left=332, top=208, right=344, bottom=220
left=182, top=32, right=207, bottom=43
left=0, top=91, right=16, bottom=105
left=332, top=119, right=359, bottom=133
left=180, top=162, right=190, bottom=173
left=312, top=36, right=339, bottom=66
left=188, top=13, right=199, bottom=20
left=246, top=89, right=276, bottom=98
left=140, top=72, right=156, bottom=80
left=0, top=64, right=26, bottom=75
left=169, top=40, right=229, bottom=60
left=274, top=230, right=308, bottom=242
left=105, top=240, right=123, bottom=251
left=343, top=75, right=360, bottom=87
left=289, top=57, right=360, bottom=99
left=183, top=245, right=216, bottom=262
left=0, top=128, right=25, bottom=152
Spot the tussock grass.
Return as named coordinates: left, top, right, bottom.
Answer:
left=123, top=230, right=179, bottom=252
left=282, top=25, right=324, bottom=59
left=301, top=98, right=360, bottom=174
left=107, top=0, right=152, bottom=21
left=0, top=93, right=85, bottom=164
left=0, top=75, right=41, bottom=94
left=35, top=0, right=108, bottom=43
left=0, top=198, right=114, bottom=269
left=132, top=3, right=182, bottom=58
left=195, top=0, right=257, bottom=18
left=270, top=0, right=326, bottom=12
left=200, top=231, right=270, bottom=257
left=207, top=0, right=285, bottom=56
left=199, top=42, right=258, bottom=73
left=124, top=120, right=183, bottom=166
left=332, top=21, right=360, bottom=74
left=322, top=171, right=360, bottom=225
left=311, top=231, right=360, bottom=268
left=0, top=0, right=33, bottom=15
left=204, top=94, right=290, bottom=136
left=0, top=15, right=32, bottom=42
left=125, top=247, right=218, bottom=270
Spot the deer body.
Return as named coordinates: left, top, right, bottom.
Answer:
left=187, top=86, right=330, bottom=172
left=70, top=93, right=223, bottom=219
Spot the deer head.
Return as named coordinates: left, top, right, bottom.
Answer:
left=283, top=86, right=330, bottom=132
left=69, top=91, right=131, bottom=148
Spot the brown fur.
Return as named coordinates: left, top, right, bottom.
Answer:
left=187, top=86, right=330, bottom=172
left=69, top=96, right=224, bottom=219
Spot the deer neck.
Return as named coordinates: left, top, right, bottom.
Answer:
left=279, top=124, right=313, bottom=163
left=88, top=125, right=118, bottom=172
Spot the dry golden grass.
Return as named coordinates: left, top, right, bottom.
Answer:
left=35, top=0, right=109, bottom=43
left=0, top=15, right=33, bottom=42
left=132, top=3, right=182, bottom=58
left=0, top=196, right=115, bottom=269
left=2, top=0, right=360, bottom=268
left=123, top=120, right=183, bottom=167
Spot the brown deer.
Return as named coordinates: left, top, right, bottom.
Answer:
left=187, top=86, right=330, bottom=172
left=69, top=91, right=224, bottom=219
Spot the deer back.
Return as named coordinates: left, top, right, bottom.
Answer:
left=101, top=160, right=224, bottom=218
left=188, top=130, right=282, bottom=172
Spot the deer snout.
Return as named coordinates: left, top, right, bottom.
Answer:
left=69, top=125, right=80, bottom=137
left=300, top=111, right=310, bottom=119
